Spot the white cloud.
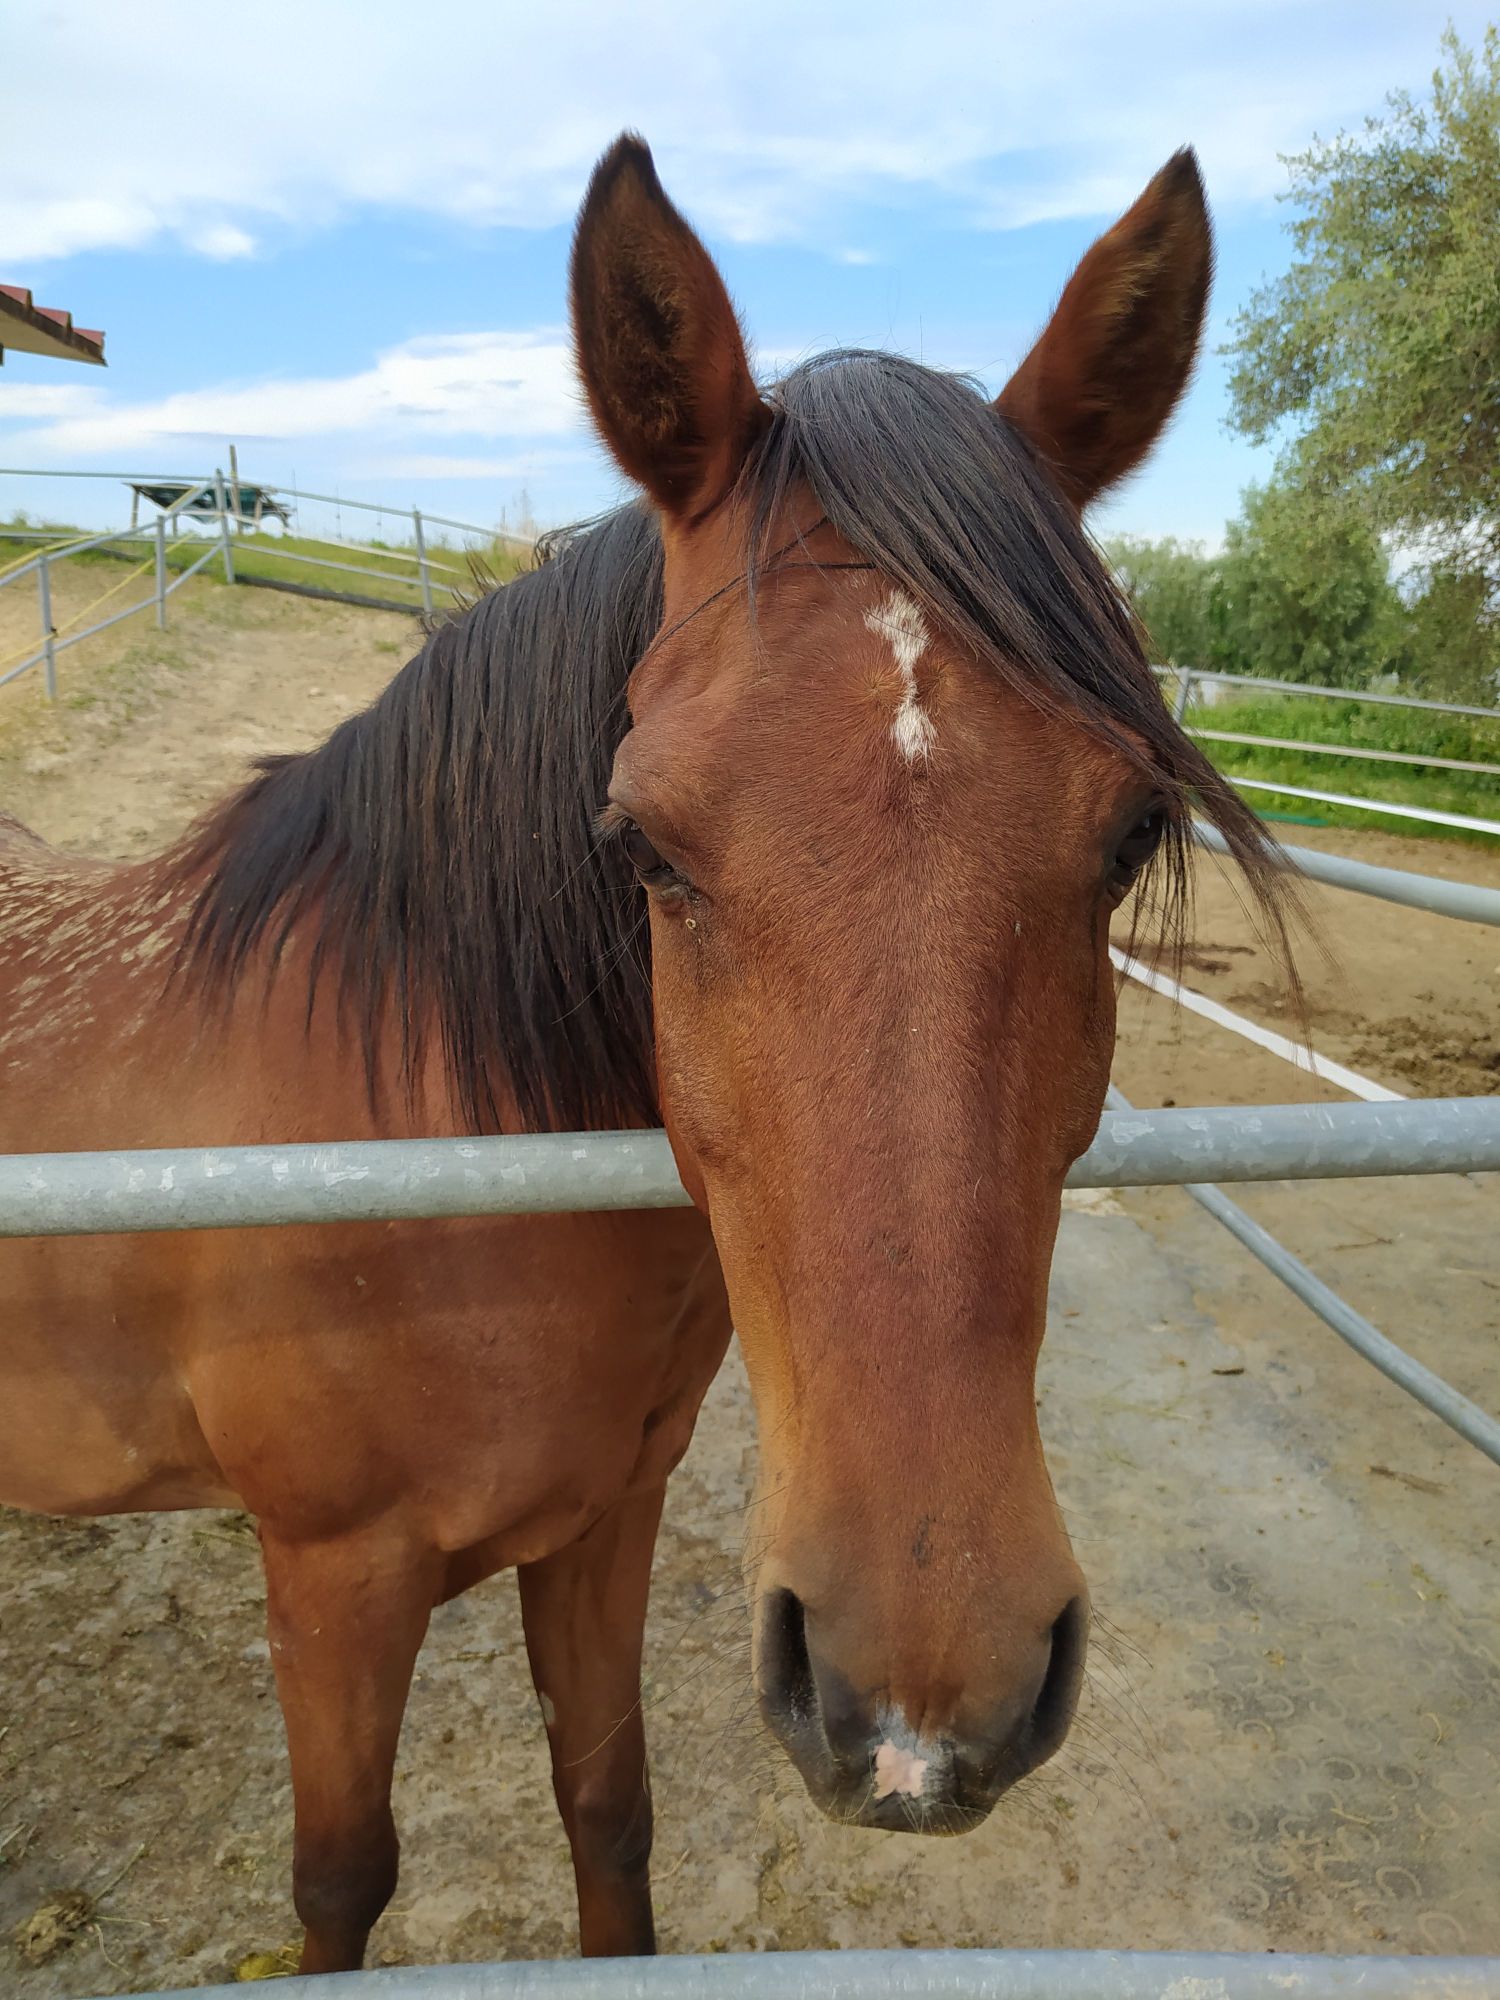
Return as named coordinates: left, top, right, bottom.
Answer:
left=187, top=223, right=257, bottom=261
left=0, top=331, right=579, bottom=460
left=1, top=0, right=1487, bottom=262
left=0, top=383, right=98, bottom=421
left=355, top=453, right=572, bottom=480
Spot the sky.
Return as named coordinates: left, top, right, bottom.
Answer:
left=0, top=2, right=1489, bottom=545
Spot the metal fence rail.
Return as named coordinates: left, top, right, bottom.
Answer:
left=1228, top=772, right=1500, bottom=837
left=1152, top=662, right=1500, bottom=839
left=114, top=1945, right=1500, bottom=1999
left=1154, top=661, right=1500, bottom=723
left=0, top=465, right=515, bottom=544
left=1126, top=831, right=1500, bottom=1466
left=11, top=1102, right=1495, bottom=1473
left=1192, top=822, right=1500, bottom=926
left=5, top=1100, right=1499, bottom=1239
left=0, top=538, right=219, bottom=692
left=1191, top=722, right=1500, bottom=779
left=1102, top=1091, right=1500, bottom=1465
left=0, top=463, right=530, bottom=695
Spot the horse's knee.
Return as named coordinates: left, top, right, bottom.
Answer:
left=293, top=1815, right=400, bottom=1942
left=567, top=1775, right=653, bottom=1880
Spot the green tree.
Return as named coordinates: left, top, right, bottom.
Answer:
left=1103, top=535, right=1217, bottom=666
left=1108, top=484, right=1408, bottom=685
left=1210, top=482, right=1408, bottom=688
left=1225, top=26, right=1500, bottom=598
left=1403, top=563, right=1500, bottom=702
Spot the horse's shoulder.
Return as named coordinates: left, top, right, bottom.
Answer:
left=0, top=813, right=104, bottom=905
left=0, top=821, right=180, bottom=952
left=0, top=806, right=49, bottom=854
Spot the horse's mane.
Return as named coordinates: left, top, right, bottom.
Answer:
left=175, top=503, right=664, bottom=1133
left=177, top=350, right=1292, bottom=1135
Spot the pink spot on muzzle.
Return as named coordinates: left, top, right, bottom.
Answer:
left=873, top=1739, right=930, bottom=1800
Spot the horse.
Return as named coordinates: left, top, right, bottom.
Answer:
left=0, top=135, right=1289, bottom=1974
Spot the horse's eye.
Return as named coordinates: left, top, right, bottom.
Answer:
left=621, top=821, right=675, bottom=884
left=1112, top=809, right=1167, bottom=887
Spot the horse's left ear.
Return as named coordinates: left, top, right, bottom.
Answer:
left=571, top=134, right=770, bottom=522
left=996, top=150, right=1212, bottom=510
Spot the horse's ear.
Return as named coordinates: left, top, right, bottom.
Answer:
left=571, top=134, right=769, bottom=521
left=996, top=150, right=1212, bottom=510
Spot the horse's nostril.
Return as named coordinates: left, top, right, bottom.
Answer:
left=756, top=1582, right=1086, bottom=1830
left=760, top=1587, right=817, bottom=1728
left=1030, top=1594, right=1088, bottom=1758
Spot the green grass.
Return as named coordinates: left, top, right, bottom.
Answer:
left=1183, top=690, right=1500, bottom=845
left=225, top=528, right=527, bottom=609
left=0, top=518, right=529, bottom=617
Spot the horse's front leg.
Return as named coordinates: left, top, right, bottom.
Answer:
left=260, top=1523, right=439, bottom=1974
left=519, top=1485, right=668, bottom=1957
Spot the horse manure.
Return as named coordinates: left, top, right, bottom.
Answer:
left=235, top=1942, right=301, bottom=1980
left=15, top=1889, right=92, bottom=1964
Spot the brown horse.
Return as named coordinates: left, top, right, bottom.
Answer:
left=0, top=137, right=1286, bottom=1973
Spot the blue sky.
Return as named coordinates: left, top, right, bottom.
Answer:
left=0, top=2, right=1488, bottom=543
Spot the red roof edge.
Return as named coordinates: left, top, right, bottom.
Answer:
left=0, top=283, right=106, bottom=364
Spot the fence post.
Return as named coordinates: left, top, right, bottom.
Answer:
left=36, top=553, right=57, bottom=699
left=215, top=469, right=235, bottom=584
left=1173, top=667, right=1194, bottom=722
left=155, top=514, right=168, bottom=630
left=412, top=507, right=433, bottom=618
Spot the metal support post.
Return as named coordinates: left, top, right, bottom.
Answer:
left=214, top=469, right=235, bottom=583
left=36, top=552, right=57, bottom=698
left=413, top=507, right=434, bottom=618
left=155, top=513, right=168, bottom=629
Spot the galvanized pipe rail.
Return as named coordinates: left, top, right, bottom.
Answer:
left=0, top=540, right=220, bottom=690
left=1192, top=822, right=1500, bottom=926
left=1103, top=1091, right=1500, bottom=1466
left=1155, top=663, right=1500, bottom=837
left=0, top=463, right=533, bottom=695
left=1153, top=661, right=1500, bottom=723
left=1228, top=772, right=1500, bottom=838
left=110, top=1945, right=1500, bottom=1999
left=0, top=520, right=181, bottom=585
left=0, top=466, right=510, bottom=547
left=1191, top=722, right=1500, bottom=779
left=4, top=1100, right=1499, bottom=1239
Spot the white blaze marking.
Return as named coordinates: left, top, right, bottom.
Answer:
left=873, top=1738, right=930, bottom=1800
left=864, top=592, right=936, bottom=764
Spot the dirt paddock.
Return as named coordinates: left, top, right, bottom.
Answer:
left=1, top=582, right=1497, bottom=1993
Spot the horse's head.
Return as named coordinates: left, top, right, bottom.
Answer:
left=571, top=137, right=1250, bottom=1832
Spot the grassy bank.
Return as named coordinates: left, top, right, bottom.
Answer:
left=1184, top=689, right=1500, bottom=845
left=0, top=519, right=529, bottom=620
left=225, top=528, right=528, bottom=609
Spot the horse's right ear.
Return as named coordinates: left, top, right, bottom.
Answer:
left=571, top=135, right=769, bottom=522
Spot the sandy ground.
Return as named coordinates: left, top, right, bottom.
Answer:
left=1, top=582, right=1497, bottom=1993
left=1112, top=822, right=1500, bottom=1109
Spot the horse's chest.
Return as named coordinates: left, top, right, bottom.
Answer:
left=191, top=1210, right=730, bottom=1556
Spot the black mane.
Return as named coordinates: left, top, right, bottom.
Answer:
left=178, top=351, right=1291, bottom=1135
left=177, top=503, right=664, bottom=1132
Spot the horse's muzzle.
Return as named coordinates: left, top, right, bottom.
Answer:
left=754, top=1585, right=1088, bottom=1832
